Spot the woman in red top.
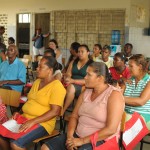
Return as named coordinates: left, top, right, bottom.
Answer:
left=109, top=52, right=131, bottom=85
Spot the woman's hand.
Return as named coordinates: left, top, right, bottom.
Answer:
left=0, top=80, right=8, bottom=86
left=19, top=119, right=36, bottom=132
left=66, top=138, right=83, bottom=150
left=125, top=79, right=132, bottom=84
left=64, top=76, right=74, bottom=85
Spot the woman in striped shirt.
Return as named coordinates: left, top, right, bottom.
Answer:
left=122, top=54, right=150, bottom=129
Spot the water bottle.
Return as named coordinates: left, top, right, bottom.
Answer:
left=111, top=30, right=120, bottom=45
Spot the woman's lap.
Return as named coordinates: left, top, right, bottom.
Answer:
left=72, top=84, right=82, bottom=98
left=44, top=133, right=104, bottom=150
left=9, top=125, right=48, bottom=148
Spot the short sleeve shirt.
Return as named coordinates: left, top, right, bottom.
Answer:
left=0, top=58, right=26, bottom=92
left=22, top=79, right=66, bottom=134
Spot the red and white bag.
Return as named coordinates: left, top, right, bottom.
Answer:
left=90, top=131, right=119, bottom=150
left=0, top=114, right=38, bottom=140
left=123, top=112, right=149, bottom=150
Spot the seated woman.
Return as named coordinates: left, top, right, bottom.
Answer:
left=0, top=56, right=66, bottom=150
left=62, top=44, right=93, bottom=114
left=92, top=43, right=102, bottom=62
left=8, top=37, right=15, bottom=45
left=48, top=39, right=63, bottom=67
left=41, top=62, right=124, bottom=150
left=44, top=48, right=62, bottom=81
left=101, top=45, right=113, bottom=68
left=109, top=52, right=131, bottom=86
left=122, top=54, right=150, bottom=129
left=62, top=42, right=80, bottom=73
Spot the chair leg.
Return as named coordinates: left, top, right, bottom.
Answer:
left=140, top=140, right=144, bottom=150
left=63, top=120, right=66, bottom=134
left=34, top=143, right=38, bottom=150
left=59, top=116, right=63, bottom=132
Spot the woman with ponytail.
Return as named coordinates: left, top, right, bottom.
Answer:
left=41, top=62, right=124, bottom=150
left=44, top=48, right=62, bottom=81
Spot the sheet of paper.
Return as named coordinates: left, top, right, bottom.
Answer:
left=2, top=119, right=21, bottom=133
left=20, top=96, right=28, bottom=102
left=123, top=118, right=143, bottom=145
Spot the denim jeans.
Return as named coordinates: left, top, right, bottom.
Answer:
left=11, top=125, right=48, bottom=148
left=45, top=133, right=105, bottom=150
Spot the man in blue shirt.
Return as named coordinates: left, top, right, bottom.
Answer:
left=0, top=45, right=26, bottom=92
left=32, top=28, right=50, bottom=62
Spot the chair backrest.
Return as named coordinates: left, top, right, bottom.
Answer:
left=0, top=89, right=21, bottom=107
left=119, top=111, right=126, bottom=149
left=37, top=56, right=43, bottom=62
left=20, top=58, right=29, bottom=68
left=23, top=55, right=32, bottom=62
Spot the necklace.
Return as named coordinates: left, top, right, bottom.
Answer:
left=78, top=60, right=88, bottom=69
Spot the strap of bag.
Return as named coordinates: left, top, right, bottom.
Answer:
left=90, top=131, right=99, bottom=148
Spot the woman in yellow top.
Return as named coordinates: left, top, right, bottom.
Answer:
left=0, top=56, right=66, bottom=150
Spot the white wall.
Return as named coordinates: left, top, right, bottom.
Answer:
left=126, top=0, right=150, bottom=57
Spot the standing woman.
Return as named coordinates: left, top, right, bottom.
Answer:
left=49, top=39, right=63, bottom=67
left=109, top=52, right=131, bottom=85
left=122, top=54, right=150, bottom=129
left=62, top=44, right=93, bottom=115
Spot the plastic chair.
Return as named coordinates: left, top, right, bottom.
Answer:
left=23, top=55, right=32, bottom=62
left=0, top=88, right=21, bottom=114
left=37, top=56, right=43, bottom=62
left=140, top=133, right=150, bottom=150
left=23, top=55, right=35, bottom=81
left=119, top=111, right=126, bottom=150
left=20, top=58, right=34, bottom=82
left=0, top=88, right=21, bottom=107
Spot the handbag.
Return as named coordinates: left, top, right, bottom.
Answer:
left=0, top=114, right=38, bottom=140
left=90, top=131, right=119, bottom=150
left=123, top=112, right=149, bottom=150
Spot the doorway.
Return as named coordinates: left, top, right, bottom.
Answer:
left=35, top=13, right=50, bottom=49
left=17, top=13, right=30, bottom=58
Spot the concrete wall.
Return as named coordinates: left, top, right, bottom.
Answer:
left=0, top=0, right=131, bottom=37
left=127, top=0, right=150, bottom=56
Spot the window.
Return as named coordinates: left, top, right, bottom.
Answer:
left=18, top=14, right=30, bottom=23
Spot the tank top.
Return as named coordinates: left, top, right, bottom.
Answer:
left=72, top=59, right=93, bottom=79
left=76, top=85, right=122, bottom=140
